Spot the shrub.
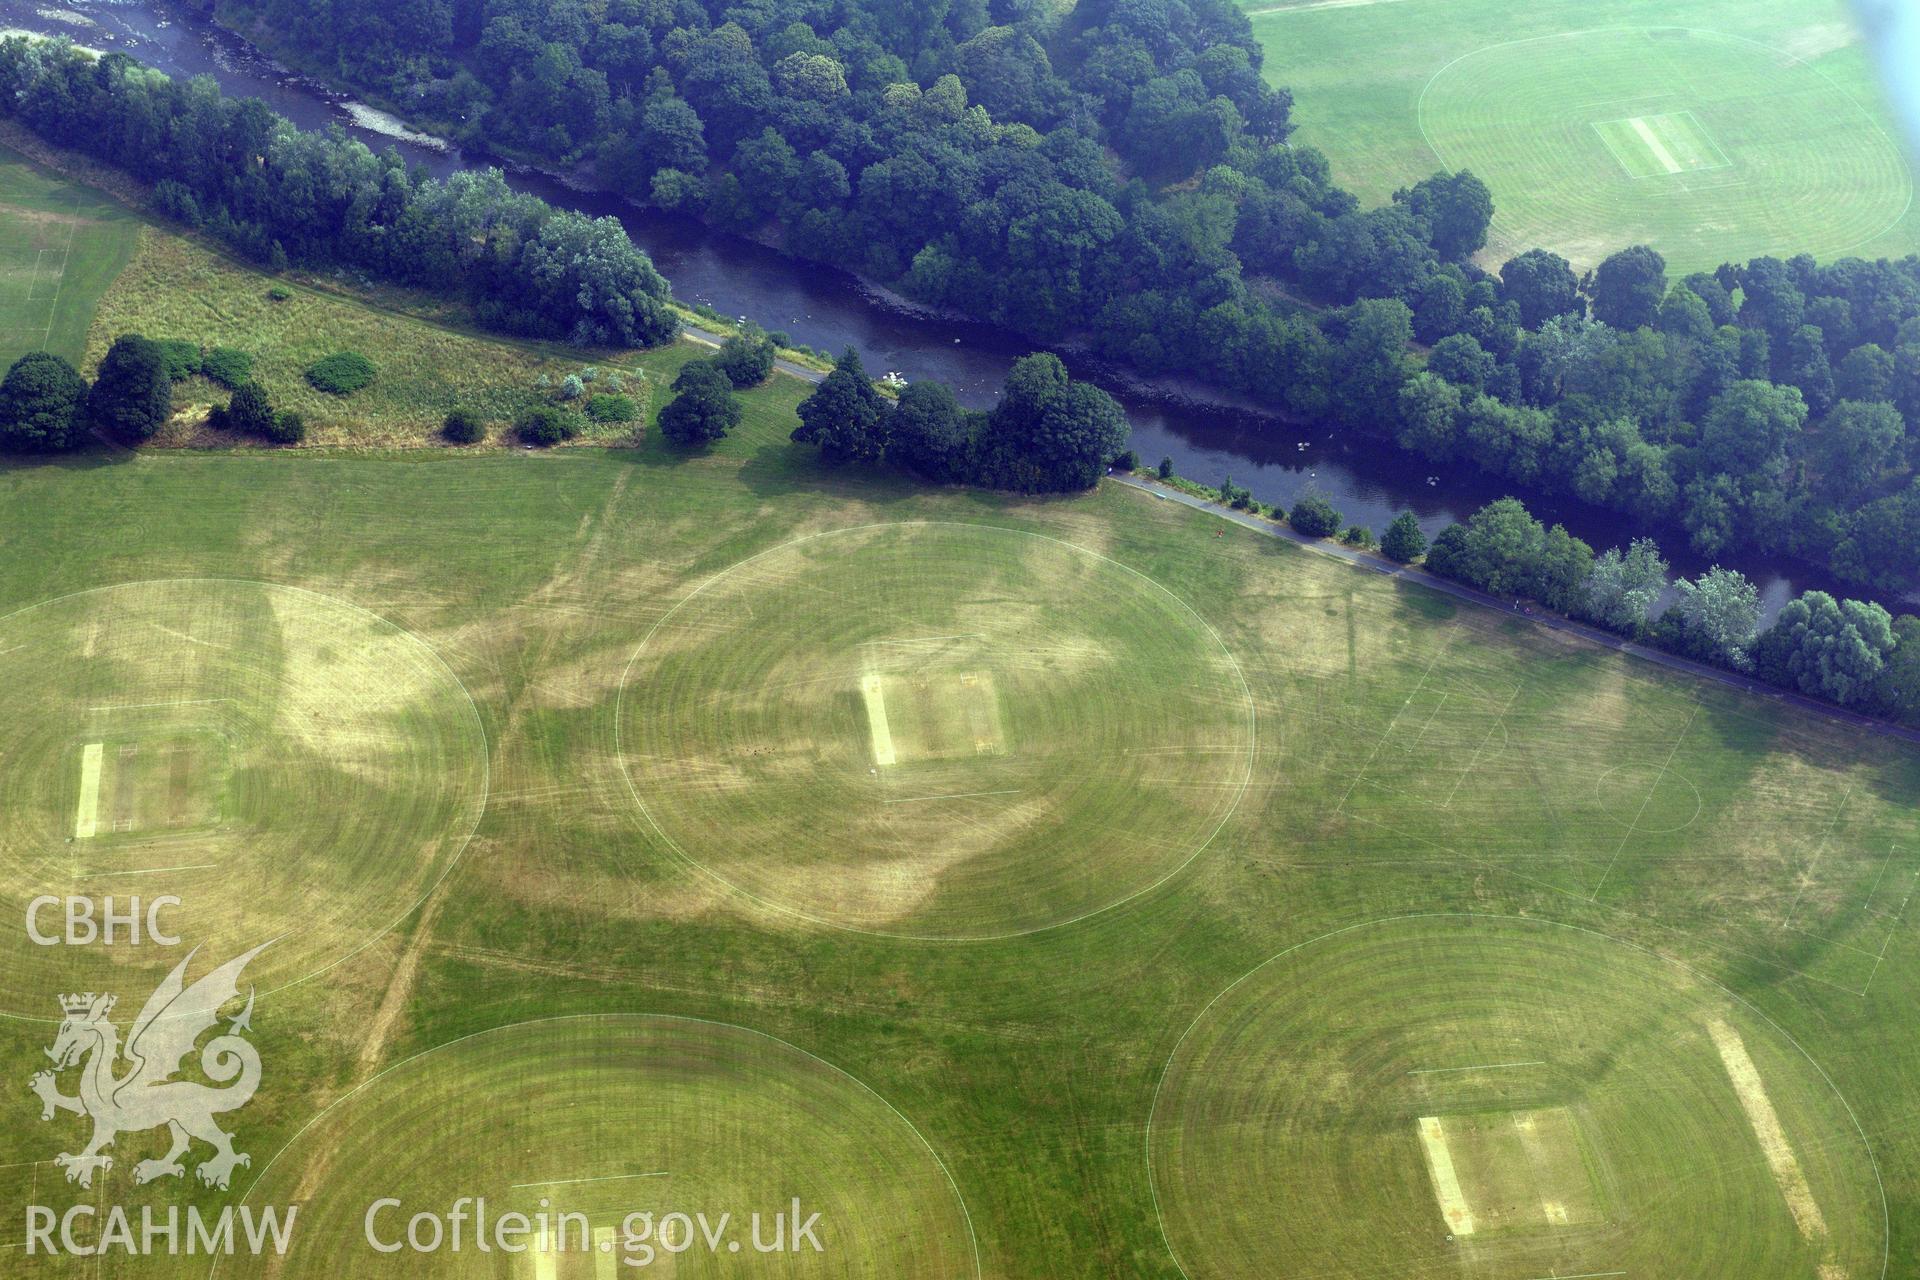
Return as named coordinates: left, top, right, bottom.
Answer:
left=602, top=372, right=625, bottom=393
left=585, top=393, right=637, bottom=424
left=442, top=409, right=484, bottom=444
left=154, top=339, right=201, bottom=382
left=715, top=328, right=776, bottom=388
left=305, top=351, right=376, bottom=395
left=1341, top=524, right=1376, bottom=548
left=1158, top=456, right=1174, bottom=479
left=266, top=286, right=292, bottom=302
left=1288, top=493, right=1344, bottom=538
left=262, top=410, right=305, bottom=444
left=200, top=347, right=253, bottom=389
left=224, top=382, right=276, bottom=437
left=1381, top=511, right=1428, bottom=563
left=559, top=373, right=585, bottom=400
left=516, top=406, right=579, bottom=446
left=1111, top=449, right=1137, bottom=472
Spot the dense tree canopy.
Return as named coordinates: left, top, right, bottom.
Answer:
left=87, top=334, right=171, bottom=442
left=0, top=39, right=677, bottom=349
left=0, top=351, right=87, bottom=451
left=1424, top=496, right=1593, bottom=611
left=658, top=358, right=741, bottom=444
left=10, top=3, right=1920, bottom=604
left=793, top=350, right=889, bottom=464
left=1753, top=591, right=1896, bottom=705
left=975, top=353, right=1128, bottom=492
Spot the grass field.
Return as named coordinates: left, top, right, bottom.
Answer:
left=0, top=579, right=488, bottom=1017
left=216, top=1016, right=978, bottom=1277
left=3, top=383, right=1920, bottom=1274
left=1247, top=0, right=1920, bottom=273
left=0, top=144, right=136, bottom=367
left=619, top=521, right=1254, bottom=937
left=1151, top=917, right=1882, bottom=1278
left=3, top=142, right=1920, bottom=1276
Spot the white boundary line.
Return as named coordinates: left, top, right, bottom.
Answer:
left=511, top=1171, right=669, bottom=1190
left=212, top=1014, right=982, bottom=1280
left=1142, top=913, right=1890, bottom=1280
left=611, top=521, right=1258, bottom=942
left=0, top=578, right=491, bottom=1025
left=1413, top=25, right=1916, bottom=261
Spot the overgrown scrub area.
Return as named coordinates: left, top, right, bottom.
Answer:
left=79, top=230, right=691, bottom=446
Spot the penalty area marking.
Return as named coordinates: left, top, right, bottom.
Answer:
left=72, top=742, right=102, bottom=839
left=1409, top=1060, right=1544, bottom=1075
left=1417, top=1116, right=1476, bottom=1236
left=861, top=673, right=897, bottom=766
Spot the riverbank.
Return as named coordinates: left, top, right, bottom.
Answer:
left=1110, top=470, right=1920, bottom=745
left=0, top=0, right=1878, bottom=618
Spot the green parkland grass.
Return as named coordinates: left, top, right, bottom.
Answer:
left=2, top=142, right=1920, bottom=1277
left=1247, top=0, right=1920, bottom=274
left=0, top=144, right=136, bottom=368
left=2, top=392, right=1919, bottom=1275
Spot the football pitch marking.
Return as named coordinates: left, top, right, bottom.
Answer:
left=1783, top=785, right=1854, bottom=928
left=861, top=672, right=897, bottom=766
left=72, top=742, right=102, bottom=839
left=1590, top=706, right=1698, bottom=901
left=1709, top=1018, right=1828, bottom=1242
left=1416, top=1116, right=1477, bottom=1236
left=75, top=862, right=216, bottom=879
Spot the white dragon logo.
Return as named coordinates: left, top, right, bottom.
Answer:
left=29, top=943, right=267, bottom=1190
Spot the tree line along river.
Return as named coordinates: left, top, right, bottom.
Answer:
left=2, top=0, right=1877, bottom=619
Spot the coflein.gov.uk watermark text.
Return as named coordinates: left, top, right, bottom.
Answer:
left=366, top=1196, right=825, bottom=1268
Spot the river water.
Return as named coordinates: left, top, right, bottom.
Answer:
left=2, top=0, right=1871, bottom=615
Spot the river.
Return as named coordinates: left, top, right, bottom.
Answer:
left=0, top=0, right=1873, bottom=617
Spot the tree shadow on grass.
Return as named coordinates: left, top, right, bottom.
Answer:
left=0, top=441, right=137, bottom=475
